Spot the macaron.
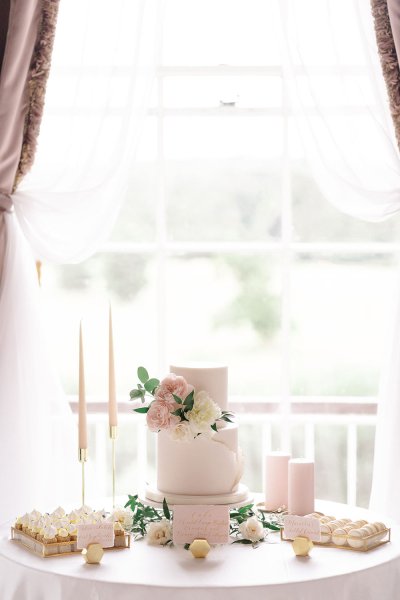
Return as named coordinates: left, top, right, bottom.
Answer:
left=332, top=527, right=348, bottom=546
left=320, top=523, right=332, bottom=544
left=347, top=528, right=365, bottom=549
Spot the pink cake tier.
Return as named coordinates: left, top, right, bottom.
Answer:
left=145, top=364, right=250, bottom=506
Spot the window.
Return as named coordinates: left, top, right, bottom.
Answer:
left=39, top=0, right=400, bottom=506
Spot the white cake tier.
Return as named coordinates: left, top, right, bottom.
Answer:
left=169, top=363, right=228, bottom=411
left=156, top=422, right=243, bottom=496
left=145, top=483, right=251, bottom=507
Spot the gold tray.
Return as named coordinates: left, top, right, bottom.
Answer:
left=10, top=527, right=130, bottom=558
left=281, top=527, right=391, bottom=552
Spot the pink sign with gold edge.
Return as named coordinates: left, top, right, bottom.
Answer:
left=283, top=515, right=321, bottom=542
left=172, top=505, right=230, bottom=544
left=76, top=522, right=115, bottom=549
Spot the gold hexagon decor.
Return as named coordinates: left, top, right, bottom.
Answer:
left=189, top=539, right=211, bottom=558
left=292, top=536, right=313, bottom=557
left=82, top=543, right=104, bottom=564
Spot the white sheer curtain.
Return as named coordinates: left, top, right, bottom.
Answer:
left=280, top=0, right=400, bottom=220
left=280, top=0, right=400, bottom=519
left=0, top=0, right=161, bottom=522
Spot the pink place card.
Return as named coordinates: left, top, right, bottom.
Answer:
left=172, top=505, right=230, bottom=544
left=283, top=515, right=321, bottom=542
left=76, top=522, right=115, bottom=549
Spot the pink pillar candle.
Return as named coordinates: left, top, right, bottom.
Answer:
left=288, top=459, right=315, bottom=516
left=108, top=306, right=118, bottom=427
left=78, top=322, right=88, bottom=449
left=264, top=452, right=291, bottom=510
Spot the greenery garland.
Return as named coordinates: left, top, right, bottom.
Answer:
left=124, top=494, right=282, bottom=548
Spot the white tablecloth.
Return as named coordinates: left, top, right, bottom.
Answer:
left=1, top=501, right=400, bottom=600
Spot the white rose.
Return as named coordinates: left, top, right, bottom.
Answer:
left=123, top=511, right=133, bottom=529
left=238, top=516, right=264, bottom=542
left=146, top=519, right=172, bottom=545
left=169, top=421, right=193, bottom=442
left=111, top=506, right=127, bottom=523
left=187, top=390, right=222, bottom=435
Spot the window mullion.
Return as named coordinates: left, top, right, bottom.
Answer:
left=279, top=75, right=293, bottom=452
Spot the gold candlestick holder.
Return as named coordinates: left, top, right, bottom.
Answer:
left=78, top=448, right=88, bottom=506
left=109, top=425, right=118, bottom=508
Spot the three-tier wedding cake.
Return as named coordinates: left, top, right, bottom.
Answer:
left=145, top=364, right=249, bottom=505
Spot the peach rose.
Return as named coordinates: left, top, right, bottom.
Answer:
left=155, top=373, right=191, bottom=409
left=146, top=399, right=179, bottom=432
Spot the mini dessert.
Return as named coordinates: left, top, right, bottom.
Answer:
left=319, top=516, right=332, bottom=524
left=332, top=527, right=348, bottom=546
left=21, top=514, right=30, bottom=534
left=67, top=523, right=77, bottom=542
left=51, top=507, right=66, bottom=519
left=320, top=523, right=333, bottom=544
left=43, top=525, right=58, bottom=544
left=353, top=519, right=368, bottom=527
left=113, top=522, right=125, bottom=547
left=57, top=527, right=70, bottom=543
left=347, top=528, right=365, bottom=549
left=57, top=528, right=71, bottom=553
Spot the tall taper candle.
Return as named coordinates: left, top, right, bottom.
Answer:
left=288, top=458, right=315, bottom=516
left=108, top=306, right=118, bottom=427
left=79, top=322, right=88, bottom=449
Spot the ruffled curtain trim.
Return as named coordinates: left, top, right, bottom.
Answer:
left=14, top=0, right=60, bottom=189
left=370, top=0, right=400, bottom=150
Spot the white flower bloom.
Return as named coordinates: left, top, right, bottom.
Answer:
left=238, top=516, right=264, bottom=543
left=110, top=506, right=126, bottom=523
left=169, top=421, right=193, bottom=442
left=123, top=511, right=134, bottom=529
left=187, top=390, right=222, bottom=435
left=146, top=519, right=172, bottom=545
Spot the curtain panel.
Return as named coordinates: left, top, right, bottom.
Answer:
left=0, top=0, right=161, bottom=522
left=0, top=0, right=67, bottom=522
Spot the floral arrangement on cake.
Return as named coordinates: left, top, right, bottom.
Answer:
left=129, top=367, right=234, bottom=440
left=124, top=494, right=281, bottom=547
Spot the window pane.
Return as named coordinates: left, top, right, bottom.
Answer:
left=166, top=159, right=281, bottom=242
left=164, top=116, right=283, bottom=159
left=357, top=426, right=375, bottom=508
left=163, top=0, right=281, bottom=66
left=290, top=254, right=397, bottom=396
left=164, top=117, right=283, bottom=242
left=165, top=255, right=282, bottom=396
left=41, top=254, right=158, bottom=396
left=163, top=76, right=282, bottom=108
left=109, top=164, right=158, bottom=242
left=315, top=425, right=347, bottom=503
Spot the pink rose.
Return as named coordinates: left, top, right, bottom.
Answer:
left=146, top=399, right=179, bottom=432
left=155, top=373, right=191, bottom=409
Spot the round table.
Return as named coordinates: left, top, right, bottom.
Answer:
left=1, top=501, right=399, bottom=600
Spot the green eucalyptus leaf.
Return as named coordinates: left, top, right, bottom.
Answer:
left=183, top=390, right=194, bottom=411
left=144, top=378, right=160, bottom=393
left=232, top=539, right=254, bottom=544
left=134, top=406, right=150, bottom=414
left=163, top=498, right=171, bottom=520
left=221, top=416, right=233, bottom=423
left=172, top=409, right=182, bottom=416
left=263, top=522, right=281, bottom=531
left=211, top=423, right=218, bottom=432
left=173, top=394, right=183, bottom=404
left=138, top=366, right=149, bottom=383
left=238, top=504, right=254, bottom=514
